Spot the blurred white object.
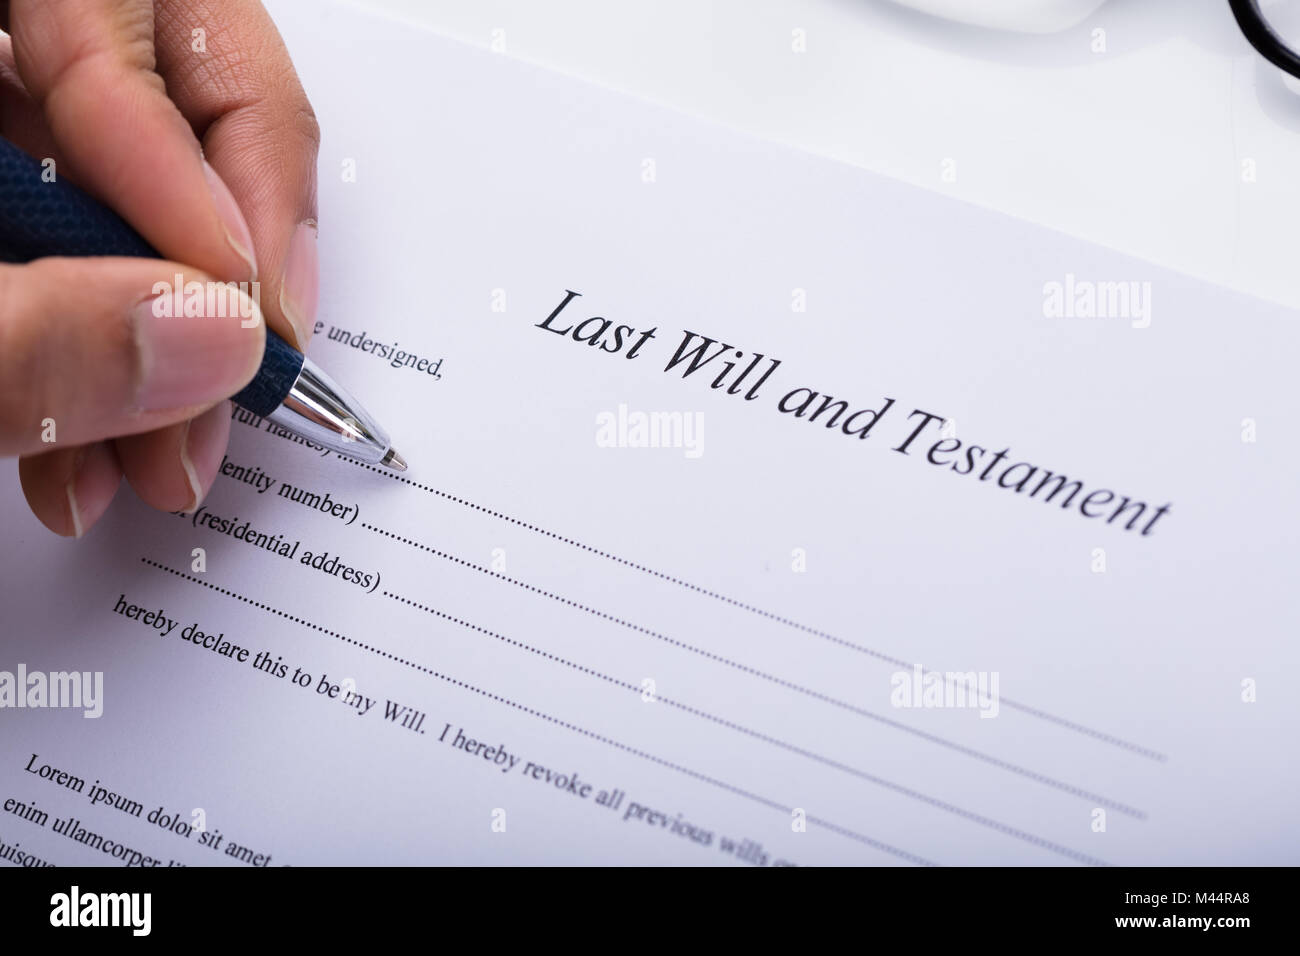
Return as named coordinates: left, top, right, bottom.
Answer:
left=884, top=0, right=1107, bottom=33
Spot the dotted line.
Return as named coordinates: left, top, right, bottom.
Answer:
left=361, top=522, right=1147, bottom=818
left=384, top=588, right=1113, bottom=865
left=140, top=557, right=936, bottom=867
left=344, top=458, right=1167, bottom=762
left=142, top=559, right=429, bottom=669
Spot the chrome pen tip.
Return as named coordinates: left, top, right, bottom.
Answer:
left=381, top=447, right=407, bottom=472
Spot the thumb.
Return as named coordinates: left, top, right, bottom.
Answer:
left=0, top=257, right=265, bottom=457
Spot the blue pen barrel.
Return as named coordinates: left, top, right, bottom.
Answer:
left=232, top=333, right=303, bottom=416
left=0, top=136, right=157, bottom=259
left=0, top=135, right=302, bottom=414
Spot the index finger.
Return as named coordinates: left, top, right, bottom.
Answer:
left=7, top=0, right=258, bottom=285
left=155, top=0, right=321, bottom=352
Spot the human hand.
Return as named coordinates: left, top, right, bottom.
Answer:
left=0, top=0, right=320, bottom=535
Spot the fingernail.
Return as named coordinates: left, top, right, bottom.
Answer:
left=65, top=448, right=87, bottom=538
left=178, top=403, right=229, bottom=514
left=131, top=285, right=265, bottom=411
left=65, top=479, right=84, bottom=538
left=279, top=220, right=318, bottom=350
left=202, top=160, right=258, bottom=281
left=177, top=420, right=202, bottom=514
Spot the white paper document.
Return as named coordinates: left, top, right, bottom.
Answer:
left=1, top=0, right=1297, bottom=867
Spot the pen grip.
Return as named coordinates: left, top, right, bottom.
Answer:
left=0, top=135, right=302, bottom=416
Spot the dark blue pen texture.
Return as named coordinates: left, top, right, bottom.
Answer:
left=0, top=135, right=302, bottom=416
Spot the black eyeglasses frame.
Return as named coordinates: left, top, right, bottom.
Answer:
left=1230, top=0, right=1300, bottom=77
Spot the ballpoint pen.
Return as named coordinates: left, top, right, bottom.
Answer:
left=0, top=135, right=406, bottom=472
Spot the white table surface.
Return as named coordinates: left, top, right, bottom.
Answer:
left=345, top=0, right=1300, bottom=311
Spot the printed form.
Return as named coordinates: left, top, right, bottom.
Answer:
left=0, top=0, right=1297, bottom=866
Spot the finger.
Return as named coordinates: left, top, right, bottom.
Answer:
left=18, top=440, right=122, bottom=537
left=0, top=257, right=264, bottom=458
left=7, top=0, right=258, bottom=283
left=0, top=34, right=63, bottom=162
left=155, top=0, right=320, bottom=351
left=116, top=400, right=230, bottom=514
